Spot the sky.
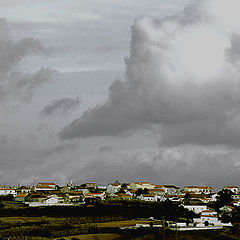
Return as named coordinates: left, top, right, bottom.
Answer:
left=1, top=0, right=240, bottom=189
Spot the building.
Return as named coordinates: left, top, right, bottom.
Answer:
left=130, top=182, right=155, bottom=191
left=163, top=185, right=181, bottom=195
left=223, top=186, right=239, bottom=194
left=34, top=182, right=56, bottom=191
left=183, top=204, right=208, bottom=214
left=85, top=183, right=97, bottom=189
left=84, top=192, right=106, bottom=200
left=16, top=186, right=31, bottom=194
left=138, top=194, right=157, bottom=202
left=110, top=193, right=132, bottom=200
left=0, top=188, right=17, bottom=196
left=38, top=182, right=56, bottom=188
left=14, top=193, right=29, bottom=202
left=106, top=183, right=121, bottom=193
left=183, top=186, right=213, bottom=194
left=149, top=189, right=166, bottom=201
left=34, top=185, right=55, bottom=191
left=193, top=210, right=222, bottom=226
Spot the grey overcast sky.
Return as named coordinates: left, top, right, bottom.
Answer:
left=1, top=0, right=240, bottom=189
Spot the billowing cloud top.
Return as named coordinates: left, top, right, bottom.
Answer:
left=59, top=1, right=240, bottom=146
left=60, top=0, right=240, bottom=147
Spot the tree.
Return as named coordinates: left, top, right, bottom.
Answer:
left=183, top=193, right=191, bottom=204
left=117, top=188, right=125, bottom=194
left=231, top=207, right=240, bottom=223
left=135, top=188, right=149, bottom=196
left=214, top=189, right=233, bottom=210
left=121, top=183, right=128, bottom=188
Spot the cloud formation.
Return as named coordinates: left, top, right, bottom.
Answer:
left=61, top=0, right=240, bottom=147
left=75, top=144, right=240, bottom=188
left=40, top=97, right=80, bottom=116
left=0, top=18, right=56, bottom=101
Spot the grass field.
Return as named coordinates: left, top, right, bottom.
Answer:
left=0, top=216, right=42, bottom=223
left=0, top=216, right=160, bottom=239
left=93, top=219, right=161, bottom=228
left=0, top=216, right=232, bottom=240
left=54, top=233, right=122, bottom=240
left=0, top=216, right=159, bottom=227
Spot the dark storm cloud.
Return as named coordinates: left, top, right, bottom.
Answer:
left=35, top=143, right=79, bottom=158
left=0, top=18, right=56, bottom=101
left=76, top=145, right=240, bottom=188
left=60, top=1, right=240, bottom=147
left=40, top=97, right=80, bottom=116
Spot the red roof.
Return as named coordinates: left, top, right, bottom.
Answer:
left=38, top=182, right=55, bottom=185
left=115, top=193, right=131, bottom=197
left=0, top=188, right=15, bottom=191
left=69, top=191, right=82, bottom=195
left=35, top=185, right=54, bottom=189
left=201, top=215, right=218, bottom=218
left=150, top=189, right=164, bottom=192
left=185, top=186, right=213, bottom=189
left=142, top=194, right=154, bottom=197
left=134, top=182, right=150, bottom=185
left=15, top=193, right=28, bottom=198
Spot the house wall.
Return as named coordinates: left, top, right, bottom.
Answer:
left=0, top=189, right=16, bottom=195
left=106, top=185, right=121, bottom=193
left=130, top=183, right=155, bottom=190
left=224, top=187, right=238, bottom=193
left=15, top=197, right=25, bottom=202
left=45, top=197, right=58, bottom=204
left=183, top=205, right=207, bottom=214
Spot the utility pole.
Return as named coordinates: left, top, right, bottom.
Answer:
left=175, top=216, right=178, bottom=240
left=162, top=216, right=165, bottom=240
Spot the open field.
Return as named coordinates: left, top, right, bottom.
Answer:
left=0, top=216, right=43, bottom=223
left=0, top=216, right=236, bottom=240
left=54, top=233, right=122, bottom=240
left=0, top=216, right=159, bottom=227
left=0, top=216, right=157, bottom=239
left=93, top=219, right=160, bottom=228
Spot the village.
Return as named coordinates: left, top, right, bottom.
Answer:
left=0, top=182, right=238, bottom=231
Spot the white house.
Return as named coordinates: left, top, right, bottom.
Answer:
left=209, top=193, right=218, bottom=202
left=233, top=200, right=240, bottom=207
left=85, top=183, right=97, bottom=189
left=232, top=194, right=240, bottom=200
left=220, top=205, right=235, bottom=212
left=163, top=185, right=181, bottom=195
left=138, top=194, right=157, bottom=202
left=38, top=182, right=56, bottom=188
left=130, top=182, right=155, bottom=191
left=44, top=194, right=65, bottom=205
left=223, top=186, right=239, bottom=194
left=193, top=210, right=222, bottom=226
left=149, top=189, right=166, bottom=201
left=0, top=188, right=17, bottom=196
left=84, top=192, right=106, bottom=200
left=67, top=191, right=83, bottom=200
left=183, top=186, right=213, bottom=194
left=106, top=183, right=121, bottom=193
left=34, top=183, right=56, bottom=191
left=183, top=204, right=208, bottom=214
left=45, top=196, right=59, bottom=205
left=17, top=186, right=31, bottom=194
